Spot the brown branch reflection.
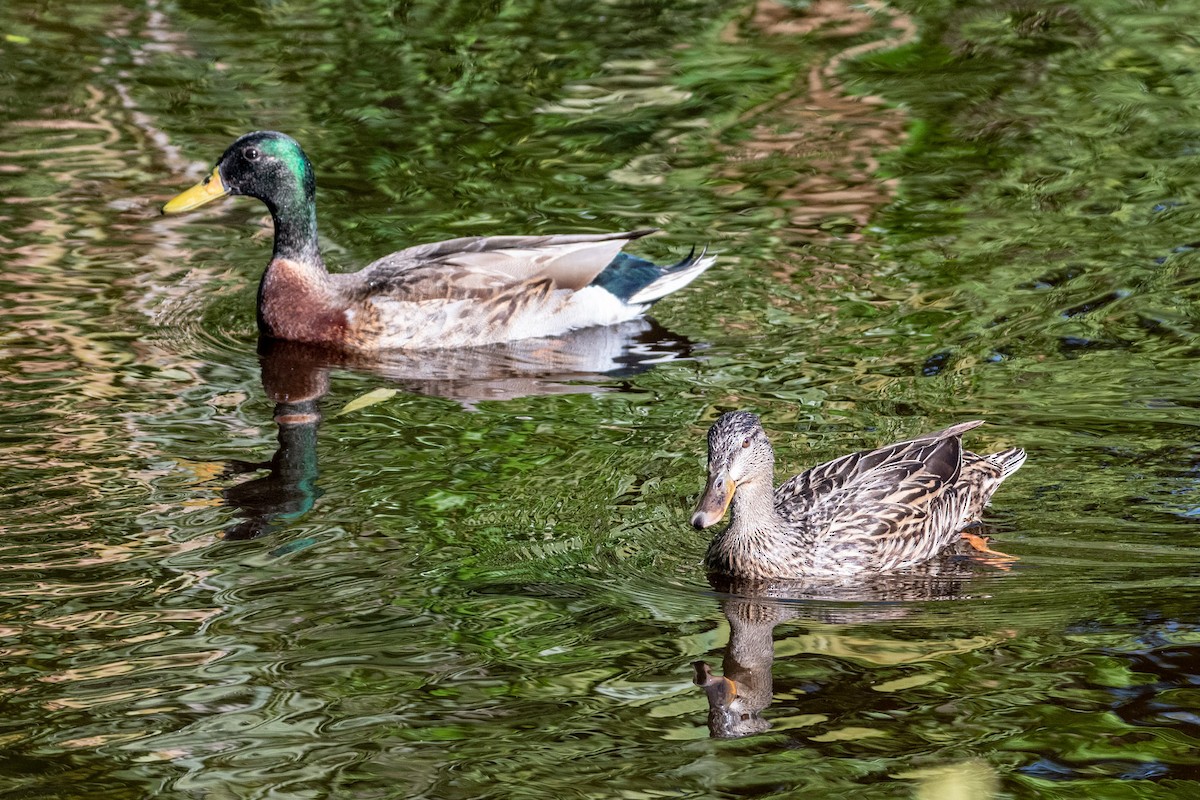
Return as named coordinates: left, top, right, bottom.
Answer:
left=722, top=0, right=914, bottom=244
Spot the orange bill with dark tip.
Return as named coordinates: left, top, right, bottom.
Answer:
left=162, top=166, right=228, bottom=214
left=691, top=472, right=735, bottom=529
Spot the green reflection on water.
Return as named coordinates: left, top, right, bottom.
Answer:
left=4, top=0, right=1200, bottom=797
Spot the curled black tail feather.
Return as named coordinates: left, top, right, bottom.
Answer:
left=590, top=243, right=714, bottom=303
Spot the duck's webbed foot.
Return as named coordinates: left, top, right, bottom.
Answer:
left=961, top=530, right=1018, bottom=569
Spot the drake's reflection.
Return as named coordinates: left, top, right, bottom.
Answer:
left=217, top=338, right=329, bottom=541
left=694, top=551, right=999, bottom=739
left=219, top=320, right=693, bottom=540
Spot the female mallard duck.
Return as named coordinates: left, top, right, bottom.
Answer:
left=692, top=413, right=1025, bottom=579
left=162, top=131, right=714, bottom=351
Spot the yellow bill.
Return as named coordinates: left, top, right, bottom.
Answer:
left=162, top=166, right=228, bottom=214
left=691, top=472, right=735, bottom=529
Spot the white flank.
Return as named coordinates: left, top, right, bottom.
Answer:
left=509, top=286, right=642, bottom=340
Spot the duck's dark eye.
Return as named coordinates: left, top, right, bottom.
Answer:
left=243, top=147, right=261, bottom=162
left=741, top=438, right=751, bottom=449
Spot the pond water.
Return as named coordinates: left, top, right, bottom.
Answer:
left=4, top=0, right=1200, bottom=796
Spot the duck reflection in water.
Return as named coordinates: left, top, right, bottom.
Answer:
left=694, top=554, right=1005, bottom=740
left=217, top=319, right=694, bottom=540
left=216, top=338, right=329, bottom=542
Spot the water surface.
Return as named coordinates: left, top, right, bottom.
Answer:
left=3, top=0, right=1200, bottom=796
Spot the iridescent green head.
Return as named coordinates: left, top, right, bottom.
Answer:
left=162, top=130, right=316, bottom=217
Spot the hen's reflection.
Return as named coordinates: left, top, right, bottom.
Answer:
left=218, top=320, right=694, bottom=539
left=694, top=548, right=999, bottom=739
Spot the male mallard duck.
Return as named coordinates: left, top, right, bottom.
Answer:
left=162, top=131, right=714, bottom=351
left=692, top=413, right=1025, bottom=579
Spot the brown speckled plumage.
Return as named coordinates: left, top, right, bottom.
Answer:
left=693, top=413, right=1025, bottom=580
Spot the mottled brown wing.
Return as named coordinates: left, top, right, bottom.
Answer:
left=350, top=230, right=657, bottom=302
left=775, top=420, right=983, bottom=519
left=795, top=434, right=970, bottom=571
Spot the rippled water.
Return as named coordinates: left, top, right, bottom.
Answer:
left=4, top=0, right=1200, bottom=796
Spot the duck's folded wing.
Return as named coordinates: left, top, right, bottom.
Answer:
left=799, top=436, right=973, bottom=570
left=354, top=230, right=658, bottom=301
left=775, top=420, right=984, bottom=515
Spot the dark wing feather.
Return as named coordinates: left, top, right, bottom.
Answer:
left=775, top=420, right=982, bottom=517
left=804, top=438, right=968, bottom=571
left=772, top=423, right=986, bottom=572
left=813, top=446, right=961, bottom=526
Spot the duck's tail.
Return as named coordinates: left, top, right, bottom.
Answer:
left=959, top=445, right=1026, bottom=525
left=591, top=246, right=716, bottom=306
left=986, top=447, right=1027, bottom=480
left=628, top=247, right=716, bottom=305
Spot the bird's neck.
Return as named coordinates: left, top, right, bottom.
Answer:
left=704, top=465, right=818, bottom=580
left=728, top=473, right=778, bottom=532
left=266, top=190, right=323, bottom=268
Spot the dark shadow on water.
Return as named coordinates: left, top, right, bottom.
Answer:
left=694, top=549, right=999, bottom=739
left=218, top=320, right=696, bottom=541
